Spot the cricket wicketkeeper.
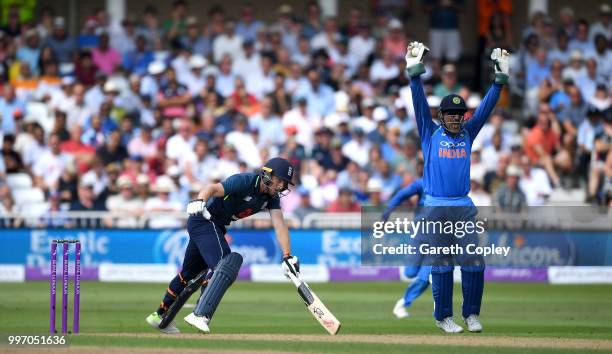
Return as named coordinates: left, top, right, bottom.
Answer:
left=404, top=41, right=509, bottom=333
left=146, top=157, right=299, bottom=334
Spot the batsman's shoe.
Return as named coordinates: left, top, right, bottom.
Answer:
left=436, top=317, right=464, bottom=333
left=463, top=315, right=483, bottom=332
left=392, top=299, right=410, bottom=319
left=184, top=312, right=210, bottom=334
left=145, top=312, right=180, bottom=334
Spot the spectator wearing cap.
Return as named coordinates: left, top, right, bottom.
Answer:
left=105, top=175, right=144, bottom=227
left=179, top=54, right=208, bottom=96
left=368, top=106, right=390, bottom=145
left=213, top=19, right=244, bottom=63
left=292, top=186, right=318, bottom=219
left=383, top=19, right=407, bottom=61
left=44, top=17, right=76, bottom=64
left=549, top=30, right=571, bottom=65
left=349, top=21, right=375, bottom=65
left=123, top=35, right=154, bottom=76
left=353, top=98, right=377, bottom=134
left=0, top=86, right=26, bottom=134
left=433, top=64, right=464, bottom=98
left=144, top=175, right=183, bottom=229
left=92, top=32, right=121, bottom=75
left=569, top=19, right=595, bottom=53
left=140, top=61, right=166, bottom=104
left=166, top=164, right=189, bottom=205
left=70, top=176, right=107, bottom=215
left=424, top=0, right=463, bottom=67
left=16, top=29, right=41, bottom=76
left=250, top=96, right=285, bottom=149
left=589, top=4, right=612, bottom=42
left=367, top=177, right=384, bottom=207
left=495, top=165, right=527, bottom=212
left=33, top=133, right=72, bottom=191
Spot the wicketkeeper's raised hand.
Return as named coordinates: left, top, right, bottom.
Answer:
left=491, top=48, right=510, bottom=85
left=405, top=41, right=429, bottom=77
left=186, top=199, right=211, bottom=219
left=282, top=255, right=300, bottom=279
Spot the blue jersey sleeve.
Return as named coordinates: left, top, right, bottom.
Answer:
left=464, top=83, right=503, bottom=140
left=382, top=179, right=423, bottom=219
left=221, top=173, right=253, bottom=196
left=410, top=76, right=437, bottom=141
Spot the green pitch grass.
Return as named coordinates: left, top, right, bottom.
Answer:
left=2, top=281, right=612, bottom=353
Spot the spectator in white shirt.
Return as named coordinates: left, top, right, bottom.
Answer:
left=182, top=139, right=218, bottom=184
left=349, top=22, right=375, bottom=65
left=225, top=115, right=262, bottom=168
left=311, top=17, right=339, bottom=51
left=180, top=54, right=208, bottom=96
left=519, top=155, right=552, bottom=206
left=213, top=20, right=244, bottom=63
left=145, top=176, right=182, bottom=229
left=33, top=133, right=72, bottom=191
left=589, top=4, right=612, bottom=42
left=369, top=50, right=400, bottom=83
left=215, top=55, right=236, bottom=98
left=250, top=96, right=286, bottom=148
left=165, top=118, right=196, bottom=165
left=342, top=128, right=371, bottom=168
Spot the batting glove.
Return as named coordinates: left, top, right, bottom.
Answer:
left=282, top=255, right=300, bottom=278
left=186, top=199, right=211, bottom=219
left=491, top=48, right=510, bottom=85
left=405, top=41, right=429, bottom=77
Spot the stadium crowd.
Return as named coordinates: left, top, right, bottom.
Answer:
left=0, top=1, right=610, bottom=227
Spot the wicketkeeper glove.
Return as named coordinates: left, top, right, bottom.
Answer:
left=282, top=255, right=300, bottom=278
left=186, top=199, right=211, bottom=219
left=405, top=41, right=429, bottom=77
left=491, top=48, right=510, bottom=85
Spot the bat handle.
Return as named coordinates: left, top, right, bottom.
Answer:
left=286, top=272, right=302, bottom=288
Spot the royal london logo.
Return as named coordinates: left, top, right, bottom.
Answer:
left=438, top=140, right=467, bottom=159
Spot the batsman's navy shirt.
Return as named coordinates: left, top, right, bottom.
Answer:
left=207, top=172, right=280, bottom=226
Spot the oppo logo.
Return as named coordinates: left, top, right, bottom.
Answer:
left=439, top=141, right=466, bottom=148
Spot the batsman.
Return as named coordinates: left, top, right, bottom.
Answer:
left=146, top=157, right=300, bottom=334
left=404, top=42, right=509, bottom=333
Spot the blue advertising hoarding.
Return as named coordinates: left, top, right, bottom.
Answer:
left=0, top=228, right=610, bottom=268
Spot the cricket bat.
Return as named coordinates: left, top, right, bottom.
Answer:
left=287, top=272, right=341, bottom=335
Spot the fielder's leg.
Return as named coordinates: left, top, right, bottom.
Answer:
left=460, top=266, right=484, bottom=332
left=393, top=266, right=431, bottom=319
